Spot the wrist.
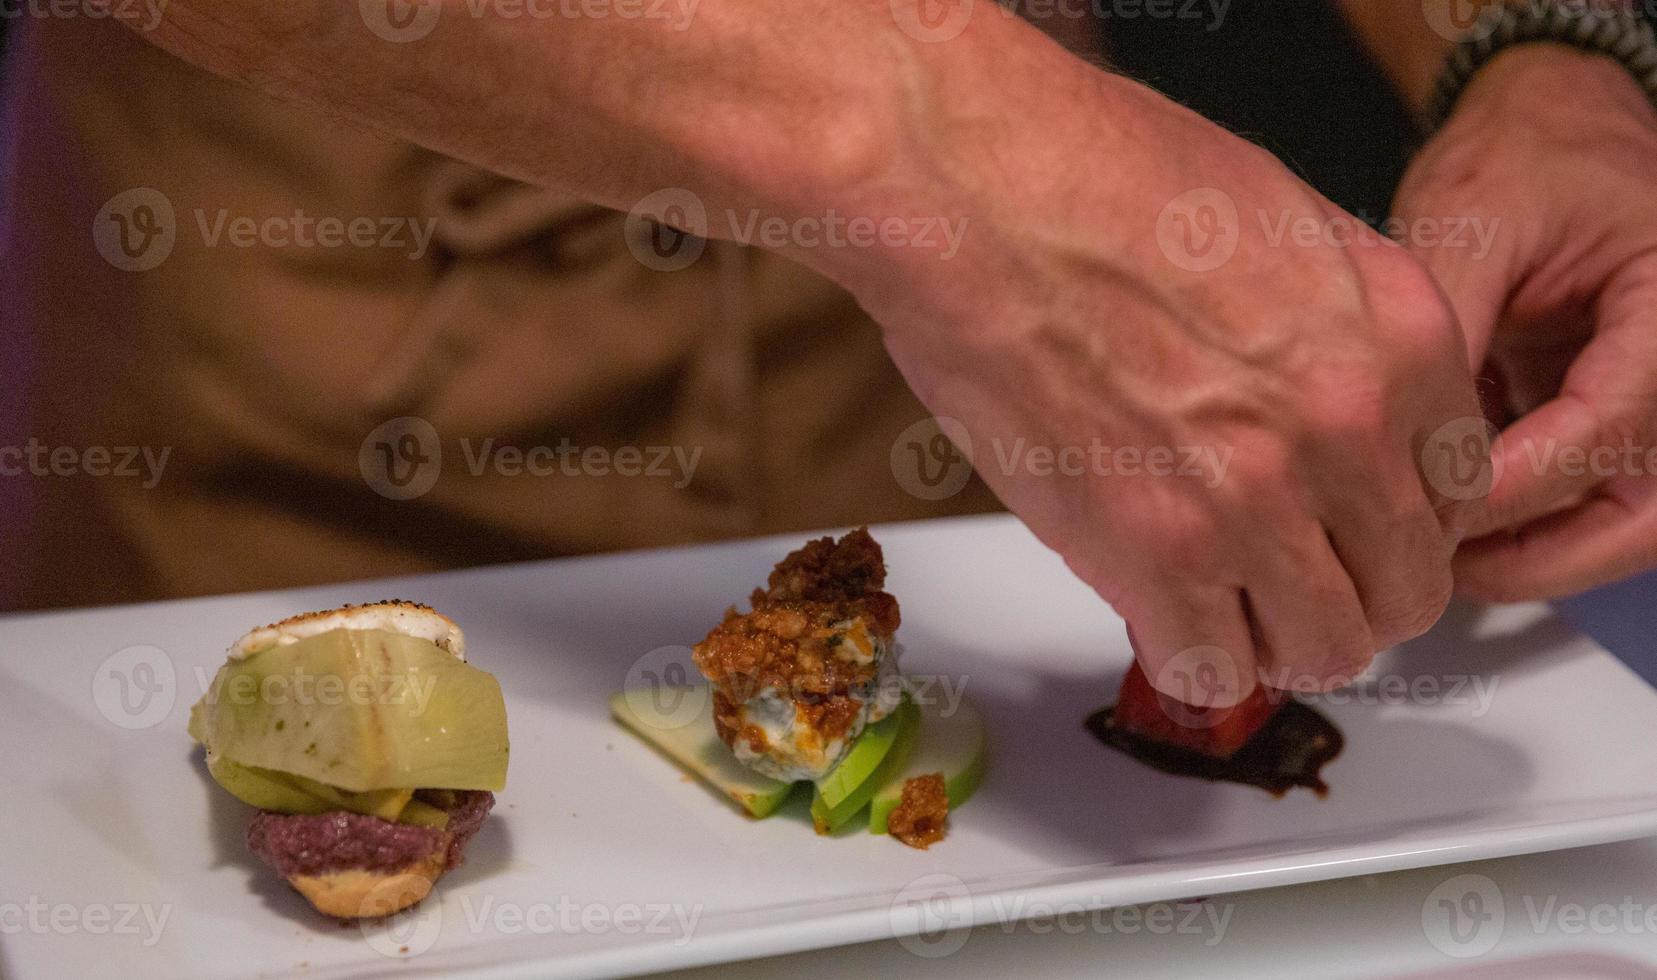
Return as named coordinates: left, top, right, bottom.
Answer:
left=774, top=13, right=1158, bottom=328
left=1450, top=43, right=1656, bottom=130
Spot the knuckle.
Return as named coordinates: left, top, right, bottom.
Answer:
left=1303, top=378, right=1390, bottom=447
left=1149, top=504, right=1225, bottom=579
left=1215, top=435, right=1293, bottom=497
left=1388, top=304, right=1462, bottom=372
left=1370, top=566, right=1454, bottom=645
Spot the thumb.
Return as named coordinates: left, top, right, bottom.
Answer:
left=1389, top=196, right=1516, bottom=372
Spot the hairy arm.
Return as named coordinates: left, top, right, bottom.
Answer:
left=131, top=2, right=1481, bottom=700
left=136, top=1, right=1102, bottom=292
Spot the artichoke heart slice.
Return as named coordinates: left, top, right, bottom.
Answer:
left=191, top=628, right=509, bottom=794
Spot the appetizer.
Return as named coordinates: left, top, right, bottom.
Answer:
left=189, top=601, right=510, bottom=918
left=611, top=528, right=984, bottom=848
left=1087, top=661, right=1343, bottom=796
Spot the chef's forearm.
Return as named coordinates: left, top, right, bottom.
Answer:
left=131, top=3, right=1084, bottom=279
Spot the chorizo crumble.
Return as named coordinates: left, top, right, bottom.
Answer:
left=887, top=772, right=949, bottom=849
left=695, top=528, right=900, bottom=748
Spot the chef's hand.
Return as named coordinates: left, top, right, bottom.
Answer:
left=136, top=2, right=1483, bottom=703
left=836, top=59, right=1483, bottom=706
left=1393, top=46, right=1657, bottom=601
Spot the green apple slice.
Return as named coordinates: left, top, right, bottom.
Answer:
left=609, top=686, right=798, bottom=818
left=811, top=699, right=920, bottom=834
left=869, top=695, right=985, bottom=834
left=814, top=699, right=906, bottom=811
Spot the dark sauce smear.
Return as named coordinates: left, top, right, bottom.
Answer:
left=1084, top=701, right=1344, bottom=797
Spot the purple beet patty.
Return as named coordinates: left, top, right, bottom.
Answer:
left=247, top=791, right=494, bottom=878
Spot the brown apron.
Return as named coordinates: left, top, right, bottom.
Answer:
left=0, top=17, right=999, bottom=612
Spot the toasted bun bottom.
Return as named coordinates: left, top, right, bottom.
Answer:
left=287, top=851, right=448, bottom=919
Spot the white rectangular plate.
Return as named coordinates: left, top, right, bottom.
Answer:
left=6, top=514, right=1657, bottom=979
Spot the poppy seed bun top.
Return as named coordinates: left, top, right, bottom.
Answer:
left=228, top=601, right=466, bottom=662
